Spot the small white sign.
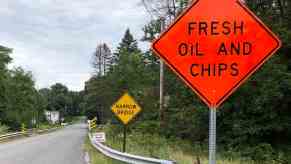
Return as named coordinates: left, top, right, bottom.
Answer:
left=93, top=132, right=106, bottom=143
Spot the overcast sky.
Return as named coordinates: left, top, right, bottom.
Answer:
left=0, top=0, right=150, bottom=91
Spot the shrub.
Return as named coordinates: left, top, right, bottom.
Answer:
left=242, top=143, right=276, bottom=163
left=0, top=123, right=9, bottom=134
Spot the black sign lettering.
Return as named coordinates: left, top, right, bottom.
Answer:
left=190, top=64, right=199, bottom=77
left=189, top=63, right=240, bottom=77
left=184, top=20, right=250, bottom=79
left=218, top=42, right=253, bottom=56
left=178, top=42, right=204, bottom=56
left=188, top=21, right=244, bottom=36
left=230, top=63, right=239, bottom=76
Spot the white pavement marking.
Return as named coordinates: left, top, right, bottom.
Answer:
left=84, top=152, right=90, bottom=164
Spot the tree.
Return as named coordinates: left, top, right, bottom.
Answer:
left=0, top=45, right=84, bottom=129
left=47, top=83, right=70, bottom=118
left=3, top=68, right=40, bottom=129
left=0, top=46, right=12, bottom=121
left=0, top=45, right=49, bottom=129
left=141, top=0, right=190, bottom=42
left=40, top=83, right=84, bottom=122
left=116, top=29, right=140, bottom=55
left=0, top=46, right=12, bottom=125
left=92, top=43, right=113, bottom=76
left=0, top=46, right=12, bottom=71
left=84, top=29, right=151, bottom=124
left=68, top=91, right=84, bottom=116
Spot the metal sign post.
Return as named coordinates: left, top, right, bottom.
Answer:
left=209, top=108, right=216, bottom=164
left=111, top=93, right=142, bottom=153
left=123, top=125, right=127, bottom=152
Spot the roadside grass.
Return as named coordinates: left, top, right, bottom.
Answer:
left=88, top=125, right=258, bottom=164
left=37, top=123, right=61, bottom=130
left=83, top=135, right=126, bottom=164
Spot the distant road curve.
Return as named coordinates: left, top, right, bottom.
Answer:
left=0, top=124, right=87, bottom=164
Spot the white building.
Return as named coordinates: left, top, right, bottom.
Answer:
left=45, top=111, right=60, bottom=124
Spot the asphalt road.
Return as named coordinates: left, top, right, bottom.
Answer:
left=0, top=124, right=87, bottom=164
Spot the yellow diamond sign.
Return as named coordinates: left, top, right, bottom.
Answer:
left=111, top=93, right=141, bottom=125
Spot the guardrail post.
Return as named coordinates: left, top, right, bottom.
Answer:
left=88, top=120, right=91, bottom=131
left=21, top=123, right=27, bottom=135
left=88, top=117, right=97, bottom=131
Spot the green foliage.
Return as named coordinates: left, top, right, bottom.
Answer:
left=48, top=83, right=69, bottom=111
left=116, top=28, right=140, bottom=55
left=84, top=29, right=155, bottom=124
left=0, top=45, right=12, bottom=71
left=0, top=123, right=9, bottom=134
left=39, top=83, right=84, bottom=119
left=0, top=46, right=12, bottom=123
left=243, top=143, right=276, bottom=162
left=94, top=124, right=257, bottom=164
left=0, top=45, right=47, bottom=130
left=3, top=68, right=39, bottom=129
left=142, top=19, right=163, bottom=42
left=0, top=45, right=82, bottom=130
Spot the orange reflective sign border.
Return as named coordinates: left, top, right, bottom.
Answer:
left=152, top=0, right=281, bottom=108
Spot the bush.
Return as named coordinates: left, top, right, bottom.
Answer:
left=0, top=123, right=9, bottom=134
left=242, top=143, right=276, bottom=163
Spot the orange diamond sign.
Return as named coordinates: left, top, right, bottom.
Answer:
left=152, top=0, right=281, bottom=108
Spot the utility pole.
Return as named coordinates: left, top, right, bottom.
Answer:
left=99, top=45, right=102, bottom=76
left=159, top=0, right=178, bottom=128
left=142, top=0, right=178, bottom=128
left=159, top=17, right=165, bottom=128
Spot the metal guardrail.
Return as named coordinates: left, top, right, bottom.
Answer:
left=0, top=126, right=63, bottom=142
left=0, top=131, right=25, bottom=140
left=88, top=133, right=175, bottom=164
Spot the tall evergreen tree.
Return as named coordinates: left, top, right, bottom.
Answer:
left=116, top=28, right=140, bottom=55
